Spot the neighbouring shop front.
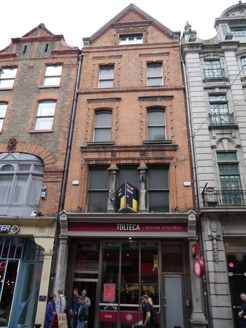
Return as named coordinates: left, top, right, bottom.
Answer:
left=0, top=216, right=56, bottom=328
left=58, top=210, right=200, bottom=328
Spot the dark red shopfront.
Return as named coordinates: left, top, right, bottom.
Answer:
left=65, top=219, right=192, bottom=328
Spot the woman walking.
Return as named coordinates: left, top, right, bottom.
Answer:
left=44, top=294, right=57, bottom=328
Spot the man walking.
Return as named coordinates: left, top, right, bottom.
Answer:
left=81, top=290, right=91, bottom=307
left=77, top=296, right=88, bottom=328
left=239, top=292, right=246, bottom=328
left=70, top=288, right=79, bottom=328
left=141, top=294, right=154, bottom=328
left=57, top=289, right=66, bottom=313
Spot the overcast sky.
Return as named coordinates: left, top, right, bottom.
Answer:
left=0, top=0, right=238, bottom=51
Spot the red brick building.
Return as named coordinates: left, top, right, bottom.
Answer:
left=0, top=24, right=79, bottom=327
left=55, top=5, right=204, bottom=328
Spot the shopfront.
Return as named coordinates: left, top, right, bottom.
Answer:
left=58, top=211, right=198, bottom=328
left=0, top=216, right=56, bottom=328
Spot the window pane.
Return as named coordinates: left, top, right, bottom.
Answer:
left=219, top=164, right=239, bottom=175
left=148, top=168, right=169, bottom=189
left=217, top=153, right=237, bottom=161
left=148, top=127, right=165, bottom=140
left=148, top=111, right=165, bottom=125
left=118, top=168, right=138, bottom=187
left=0, top=175, right=13, bottom=203
left=89, top=169, right=108, bottom=189
left=100, top=67, right=114, bottom=79
left=12, top=175, right=29, bottom=203
left=45, top=65, right=62, bottom=76
left=34, top=166, right=44, bottom=173
left=148, top=64, right=162, bottom=77
left=34, top=117, right=54, bottom=130
left=148, top=78, right=162, bottom=86
left=1, top=68, right=17, bottom=79
left=121, top=243, right=139, bottom=305
left=43, top=76, right=61, bottom=86
left=120, top=38, right=127, bottom=45
left=18, top=165, right=31, bottom=171
left=209, top=95, right=227, bottom=101
left=1, top=165, right=14, bottom=172
left=87, top=191, right=108, bottom=212
left=0, top=119, right=3, bottom=130
left=37, top=102, right=56, bottom=117
left=0, top=104, right=7, bottom=118
left=94, top=129, right=111, bottom=142
left=136, top=36, right=143, bottom=43
left=95, top=113, right=112, bottom=127
left=149, top=191, right=169, bottom=212
left=128, top=38, right=134, bottom=44
left=0, top=79, right=14, bottom=88
left=28, top=176, right=42, bottom=204
left=99, top=80, right=113, bottom=88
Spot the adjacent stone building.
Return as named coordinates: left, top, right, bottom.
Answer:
left=0, top=24, right=79, bottom=327
left=182, top=2, right=246, bottom=328
left=54, top=5, right=207, bottom=328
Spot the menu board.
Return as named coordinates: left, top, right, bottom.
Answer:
left=103, top=283, right=116, bottom=302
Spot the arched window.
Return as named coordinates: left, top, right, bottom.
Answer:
left=93, top=111, right=112, bottom=142
left=0, top=153, right=44, bottom=216
left=147, top=110, right=165, bottom=140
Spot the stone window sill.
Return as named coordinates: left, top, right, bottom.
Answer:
left=29, top=129, right=54, bottom=133
left=143, top=140, right=172, bottom=144
left=87, top=141, right=115, bottom=146
left=38, top=85, right=60, bottom=89
left=0, top=87, right=13, bottom=91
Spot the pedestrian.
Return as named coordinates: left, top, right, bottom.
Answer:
left=141, top=294, right=154, bottom=328
left=77, top=296, right=89, bottom=328
left=70, top=288, right=80, bottom=328
left=81, top=290, right=91, bottom=307
left=238, top=292, right=246, bottom=328
left=44, top=294, right=56, bottom=328
left=58, top=289, right=66, bottom=313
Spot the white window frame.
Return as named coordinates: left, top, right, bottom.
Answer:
left=0, top=68, right=17, bottom=88
left=98, top=66, right=114, bottom=89
left=93, top=111, right=112, bottom=142
left=34, top=101, right=56, bottom=131
left=147, top=110, right=166, bottom=140
left=0, top=103, right=8, bottom=131
left=119, top=35, right=143, bottom=45
left=43, top=65, right=62, bottom=86
left=147, top=63, right=163, bottom=86
left=241, top=57, right=246, bottom=75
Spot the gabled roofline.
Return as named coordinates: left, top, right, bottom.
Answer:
left=22, top=23, right=54, bottom=37
left=83, top=3, right=180, bottom=42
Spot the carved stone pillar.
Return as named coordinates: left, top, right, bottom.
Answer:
left=188, top=238, right=207, bottom=328
left=52, top=236, right=69, bottom=294
left=138, top=166, right=148, bottom=213
left=107, top=166, right=119, bottom=212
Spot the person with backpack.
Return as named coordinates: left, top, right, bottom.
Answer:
left=57, top=289, right=66, bottom=313
left=141, top=294, right=158, bottom=328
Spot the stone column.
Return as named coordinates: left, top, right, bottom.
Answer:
left=34, top=236, right=55, bottom=328
left=138, top=165, right=148, bottom=212
left=107, top=165, right=119, bottom=212
left=188, top=238, right=207, bottom=328
left=52, top=236, right=69, bottom=295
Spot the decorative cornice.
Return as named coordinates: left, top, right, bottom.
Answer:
left=78, top=87, right=183, bottom=95
left=12, top=36, right=54, bottom=43
left=87, top=97, right=121, bottom=103
left=112, top=20, right=152, bottom=28
left=138, top=95, right=174, bottom=101
left=51, top=49, right=79, bottom=56
left=0, top=53, right=18, bottom=59
left=80, top=143, right=178, bottom=153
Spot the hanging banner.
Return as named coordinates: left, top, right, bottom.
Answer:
left=117, top=182, right=138, bottom=213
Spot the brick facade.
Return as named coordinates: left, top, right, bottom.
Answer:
left=0, top=23, right=79, bottom=216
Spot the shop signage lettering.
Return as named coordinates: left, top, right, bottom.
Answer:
left=0, top=225, right=20, bottom=235
left=117, top=224, right=140, bottom=231
left=69, top=222, right=188, bottom=233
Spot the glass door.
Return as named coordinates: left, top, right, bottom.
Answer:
left=162, top=275, right=184, bottom=328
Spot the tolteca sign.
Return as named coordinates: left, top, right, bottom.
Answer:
left=0, top=225, right=20, bottom=235
left=69, top=222, right=188, bottom=233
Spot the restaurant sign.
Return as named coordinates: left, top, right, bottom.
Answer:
left=117, top=182, right=138, bottom=213
left=69, top=222, right=188, bottom=233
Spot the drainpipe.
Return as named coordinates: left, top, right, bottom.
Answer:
left=179, top=43, right=211, bottom=327
left=48, top=51, right=83, bottom=295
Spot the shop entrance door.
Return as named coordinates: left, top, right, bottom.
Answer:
left=162, top=275, right=184, bottom=328
left=73, top=281, right=97, bottom=328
